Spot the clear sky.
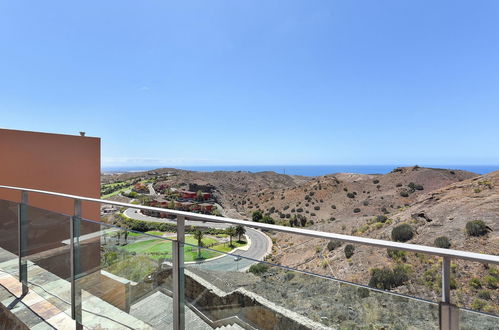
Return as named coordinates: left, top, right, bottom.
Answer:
left=1, top=1, right=498, bottom=167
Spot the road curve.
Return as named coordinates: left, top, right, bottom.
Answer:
left=123, top=208, right=271, bottom=271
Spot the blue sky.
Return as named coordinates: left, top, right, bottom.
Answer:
left=1, top=1, right=498, bottom=167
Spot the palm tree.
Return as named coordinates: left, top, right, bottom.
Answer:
left=226, top=227, right=236, bottom=247
left=235, top=225, right=246, bottom=242
left=193, top=230, right=204, bottom=257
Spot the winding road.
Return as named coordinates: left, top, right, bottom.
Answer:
left=123, top=208, right=271, bottom=272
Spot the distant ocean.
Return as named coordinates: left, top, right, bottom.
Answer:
left=102, top=165, right=499, bottom=176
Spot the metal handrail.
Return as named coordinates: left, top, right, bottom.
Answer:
left=1, top=184, right=497, bottom=265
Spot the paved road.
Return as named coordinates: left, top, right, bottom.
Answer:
left=147, top=183, right=157, bottom=196
left=123, top=208, right=271, bottom=272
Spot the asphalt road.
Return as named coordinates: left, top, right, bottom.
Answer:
left=123, top=208, right=271, bottom=272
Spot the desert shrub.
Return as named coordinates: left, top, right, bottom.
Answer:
left=344, top=244, right=355, bottom=258
left=347, top=192, right=355, bottom=198
left=285, top=214, right=290, bottom=219
left=314, top=206, right=320, bottom=210
left=375, top=215, right=388, bottom=223
left=331, top=205, right=336, bottom=209
left=471, top=299, right=487, bottom=311
left=327, top=240, right=342, bottom=251
left=408, top=182, right=424, bottom=191
left=434, top=236, right=451, bottom=249
left=396, top=183, right=402, bottom=187
left=249, top=263, right=269, bottom=275
left=477, top=290, right=491, bottom=300
left=369, top=265, right=410, bottom=290
left=391, top=224, right=414, bottom=242
left=363, top=200, right=369, bottom=206
left=353, top=208, right=361, bottom=213
left=296, top=208, right=303, bottom=213
left=381, top=207, right=389, bottom=214
left=357, top=287, right=370, bottom=298
left=469, top=277, right=482, bottom=289
left=373, top=179, right=380, bottom=184
left=466, top=220, right=489, bottom=237
left=261, top=216, right=275, bottom=224
left=310, top=213, right=316, bottom=216
left=387, top=249, right=407, bottom=262
left=400, top=190, right=409, bottom=198
left=343, top=187, right=348, bottom=192
left=252, top=210, right=263, bottom=222
left=284, top=272, right=295, bottom=281
left=283, top=205, right=289, bottom=210
left=484, top=275, right=498, bottom=289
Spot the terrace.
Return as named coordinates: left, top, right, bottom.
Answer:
left=0, top=184, right=498, bottom=330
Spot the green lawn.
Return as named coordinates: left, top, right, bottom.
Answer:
left=210, top=240, right=247, bottom=253
left=121, top=235, right=220, bottom=262
left=101, top=180, right=147, bottom=199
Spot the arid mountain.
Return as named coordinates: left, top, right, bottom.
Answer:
left=267, top=170, right=498, bottom=312
left=102, top=166, right=498, bottom=312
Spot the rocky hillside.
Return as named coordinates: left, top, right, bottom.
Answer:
left=102, top=166, right=498, bottom=312
left=268, top=170, right=498, bottom=313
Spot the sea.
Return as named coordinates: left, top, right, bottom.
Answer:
left=101, top=165, right=499, bottom=176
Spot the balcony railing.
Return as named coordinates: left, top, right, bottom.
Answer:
left=0, top=184, right=498, bottom=330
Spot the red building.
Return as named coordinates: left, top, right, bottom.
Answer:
left=180, top=190, right=197, bottom=199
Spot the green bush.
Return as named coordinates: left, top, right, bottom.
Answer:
left=344, top=244, right=355, bottom=258
left=249, top=263, right=269, bottom=275
left=375, top=215, right=388, bottom=223
left=400, top=190, right=410, bottom=198
left=469, top=277, right=482, bottom=289
left=357, top=287, right=370, bottom=298
left=434, top=236, right=451, bottom=249
left=387, top=249, right=407, bottom=262
left=391, top=224, right=414, bottom=242
left=484, top=275, right=498, bottom=289
left=353, top=208, right=361, bottom=213
left=347, top=192, right=355, bottom=198
left=252, top=210, right=263, bottom=222
left=373, top=179, right=380, bottom=184
left=477, top=290, right=491, bottom=300
left=331, top=205, right=336, bottom=209
left=466, top=220, right=489, bottom=237
left=471, top=299, right=487, bottom=311
left=369, top=265, right=410, bottom=290
left=314, top=206, right=320, bottom=210
left=327, top=240, right=342, bottom=251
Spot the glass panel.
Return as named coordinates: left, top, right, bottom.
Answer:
left=76, top=218, right=174, bottom=329
left=25, top=205, right=72, bottom=318
left=184, top=242, right=440, bottom=329
left=0, top=199, right=19, bottom=279
left=460, top=308, right=499, bottom=329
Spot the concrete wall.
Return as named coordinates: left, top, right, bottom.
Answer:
left=0, top=128, right=100, bottom=220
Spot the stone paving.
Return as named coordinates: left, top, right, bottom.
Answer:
left=0, top=247, right=152, bottom=329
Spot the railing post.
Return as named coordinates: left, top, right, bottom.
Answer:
left=18, top=191, right=28, bottom=296
left=440, top=256, right=458, bottom=330
left=70, top=199, right=83, bottom=330
left=172, top=215, right=185, bottom=330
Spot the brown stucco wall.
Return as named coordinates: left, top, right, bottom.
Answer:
left=0, top=128, right=100, bottom=220
left=0, top=128, right=101, bottom=275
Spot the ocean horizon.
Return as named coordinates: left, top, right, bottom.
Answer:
left=101, top=165, right=499, bottom=176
